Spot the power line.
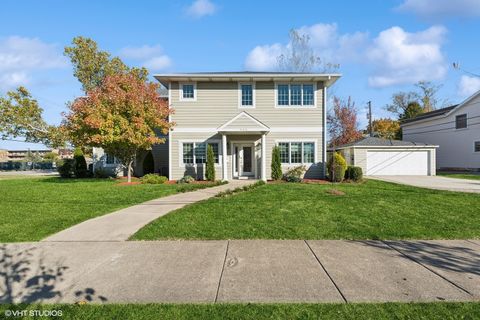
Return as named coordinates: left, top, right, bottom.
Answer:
left=403, top=120, right=480, bottom=136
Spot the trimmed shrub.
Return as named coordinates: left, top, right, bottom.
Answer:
left=57, top=159, right=75, bottom=178
left=271, top=146, right=282, bottom=180
left=94, top=167, right=117, bottom=179
left=345, top=166, right=363, bottom=182
left=327, top=152, right=347, bottom=182
left=205, top=145, right=215, bottom=181
left=177, top=175, right=195, bottom=184
left=283, top=165, right=306, bottom=183
left=73, top=148, right=88, bottom=178
left=141, top=174, right=167, bottom=184
left=142, top=151, right=155, bottom=175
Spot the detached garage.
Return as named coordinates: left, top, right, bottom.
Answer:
left=330, top=137, right=438, bottom=176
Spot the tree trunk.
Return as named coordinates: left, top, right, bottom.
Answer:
left=127, top=161, right=133, bottom=183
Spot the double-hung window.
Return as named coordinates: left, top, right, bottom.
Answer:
left=182, top=142, right=219, bottom=164
left=277, top=142, right=315, bottom=164
left=276, top=84, right=315, bottom=107
left=475, top=141, right=480, bottom=153
left=105, top=153, right=115, bottom=165
left=456, top=114, right=467, bottom=129
left=240, top=83, right=254, bottom=107
left=180, top=83, right=196, bottom=101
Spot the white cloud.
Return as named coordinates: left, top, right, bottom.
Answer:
left=458, top=75, right=480, bottom=97
left=119, top=44, right=172, bottom=71
left=367, top=26, right=447, bottom=87
left=0, top=36, right=66, bottom=90
left=186, top=0, right=217, bottom=18
left=244, top=23, right=368, bottom=71
left=397, top=0, right=480, bottom=19
left=244, top=44, right=283, bottom=71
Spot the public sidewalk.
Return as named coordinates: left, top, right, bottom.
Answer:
left=2, top=240, right=479, bottom=304
left=43, top=179, right=255, bottom=242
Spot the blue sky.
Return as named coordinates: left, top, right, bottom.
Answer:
left=1, top=0, right=480, bottom=149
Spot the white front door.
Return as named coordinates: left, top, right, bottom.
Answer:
left=233, top=144, right=255, bottom=178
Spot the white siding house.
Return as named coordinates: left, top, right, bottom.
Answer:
left=402, top=90, right=480, bottom=171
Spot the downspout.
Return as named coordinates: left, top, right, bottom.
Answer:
left=322, top=83, right=328, bottom=178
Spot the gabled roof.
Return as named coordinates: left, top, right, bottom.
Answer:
left=217, top=112, right=269, bottom=133
left=329, top=137, right=436, bottom=150
left=401, top=105, right=457, bottom=124
left=154, top=71, right=341, bottom=87
left=402, top=89, right=480, bottom=126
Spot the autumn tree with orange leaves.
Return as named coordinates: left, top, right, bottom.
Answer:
left=64, top=73, right=172, bottom=182
left=327, top=96, right=363, bottom=147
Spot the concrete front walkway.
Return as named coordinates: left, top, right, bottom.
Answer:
left=43, top=180, right=256, bottom=242
left=370, top=175, right=480, bottom=193
left=1, top=240, right=479, bottom=304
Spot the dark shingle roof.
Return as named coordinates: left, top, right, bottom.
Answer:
left=401, top=105, right=458, bottom=124
left=330, top=137, right=432, bottom=150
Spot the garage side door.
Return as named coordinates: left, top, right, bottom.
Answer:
left=366, top=151, right=429, bottom=175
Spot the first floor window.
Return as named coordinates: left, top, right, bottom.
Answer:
left=278, top=142, right=289, bottom=163
left=183, top=142, right=219, bottom=164
left=278, top=142, right=315, bottom=164
left=290, top=142, right=302, bottom=163
left=105, top=153, right=115, bottom=164
left=183, top=143, right=194, bottom=164
left=475, top=141, right=480, bottom=152
left=303, top=142, right=315, bottom=163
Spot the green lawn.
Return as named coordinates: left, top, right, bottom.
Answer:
left=0, top=302, right=478, bottom=320
left=438, top=172, right=480, bottom=180
left=0, top=177, right=220, bottom=242
left=133, top=180, right=480, bottom=240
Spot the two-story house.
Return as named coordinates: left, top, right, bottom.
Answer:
left=153, top=72, right=340, bottom=181
left=94, top=72, right=340, bottom=180
left=402, top=90, right=480, bottom=171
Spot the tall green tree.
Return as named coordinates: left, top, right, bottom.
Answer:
left=271, top=146, right=282, bottom=180
left=205, top=145, right=215, bottom=181
left=0, top=87, right=64, bottom=147
left=400, top=102, right=424, bottom=121
left=64, top=36, right=148, bottom=92
left=63, top=73, right=172, bottom=183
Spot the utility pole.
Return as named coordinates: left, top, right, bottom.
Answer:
left=367, top=101, right=373, bottom=137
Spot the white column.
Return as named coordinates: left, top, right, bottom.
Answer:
left=261, top=133, right=267, bottom=181
left=222, top=134, right=228, bottom=181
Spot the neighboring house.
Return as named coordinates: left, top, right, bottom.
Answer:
left=330, top=137, right=437, bottom=176
left=402, top=90, right=480, bottom=171
left=149, top=72, right=340, bottom=181
left=2, top=149, right=51, bottom=161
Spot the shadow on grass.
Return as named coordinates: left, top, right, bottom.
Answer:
left=0, top=244, right=107, bottom=303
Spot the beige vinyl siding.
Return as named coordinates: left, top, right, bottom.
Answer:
left=170, top=81, right=324, bottom=128
left=170, top=131, right=324, bottom=180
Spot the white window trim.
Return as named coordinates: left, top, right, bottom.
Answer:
left=455, top=113, right=468, bottom=130
left=274, top=82, right=317, bottom=108
left=275, top=139, right=318, bottom=164
left=179, top=82, right=197, bottom=102
left=474, top=140, right=480, bottom=153
left=178, top=139, right=222, bottom=166
left=238, top=82, right=256, bottom=108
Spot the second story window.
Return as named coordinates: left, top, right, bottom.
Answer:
left=242, top=85, right=253, bottom=106
left=455, top=114, right=467, bottom=129
left=277, top=83, right=315, bottom=107
left=180, top=83, right=196, bottom=101
left=239, top=83, right=254, bottom=107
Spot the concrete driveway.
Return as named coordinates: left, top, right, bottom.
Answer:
left=369, top=175, right=480, bottom=193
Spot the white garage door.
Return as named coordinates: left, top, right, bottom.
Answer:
left=366, top=150, right=429, bottom=175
